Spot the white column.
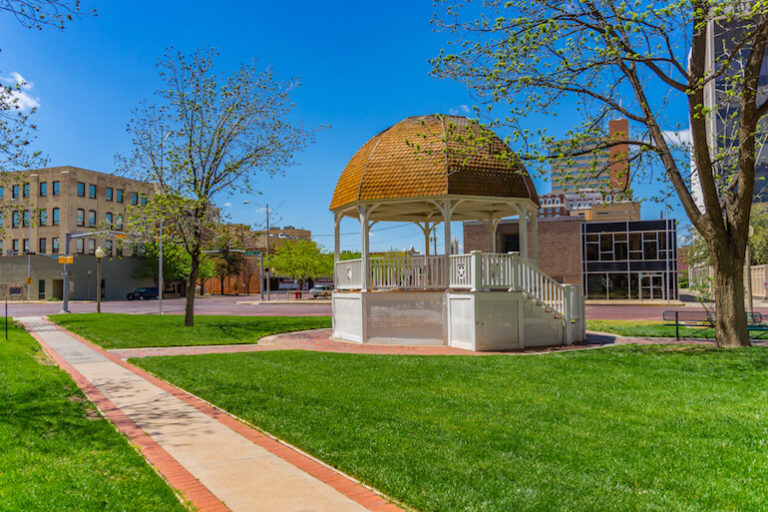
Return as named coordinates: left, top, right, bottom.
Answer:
left=334, top=212, right=341, bottom=263
left=518, top=206, right=528, bottom=260
left=530, top=206, right=539, bottom=266
left=423, top=222, right=431, bottom=288
left=359, top=206, right=370, bottom=292
left=442, top=200, right=452, bottom=284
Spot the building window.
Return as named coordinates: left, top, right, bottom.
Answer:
left=106, top=212, right=113, bottom=227
left=116, top=214, right=123, bottom=230
left=0, top=186, right=4, bottom=198
left=22, top=210, right=29, bottom=227
left=76, top=239, right=84, bottom=254
left=39, top=182, right=47, bottom=197
left=52, top=207, right=60, bottom=226
left=0, top=213, right=3, bottom=228
left=131, top=192, right=138, bottom=205
left=0, top=240, right=3, bottom=253
left=39, top=209, right=47, bottom=226
left=88, top=239, right=95, bottom=255
left=106, top=187, right=113, bottom=201
left=53, top=181, right=60, bottom=196
left=38, top=238, right=46, bottom=254
left=88, top=210, right=96, bottom=227
left=23, top=239, right=29, bottom=253
left=77, top=208, right=84, bottom=226
left=77, top=182, right=85, bottom=197
left=23, top=183, right=29, bottom=198
left=89, top=184, right=96, bottom=199
left=141, top=194, right=147, bottom=206
left=116, top=242, right=123, bottom=257
left=12, top=185, right=19, bottom=199
left=105, top=239, right=113, bottom=255
left=12, top=211, right=19, bottom=228
left=116, top=189, right=123, bottom=203
left=12, top=239, right=18, bottom=253
left=52, top=237, right=59, bottom=254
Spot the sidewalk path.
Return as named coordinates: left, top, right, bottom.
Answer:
left=19, top=317, right=402, bottom=512
left=109, top=328, right=612, bottom=359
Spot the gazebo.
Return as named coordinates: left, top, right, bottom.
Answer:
left=330, top=115, right=585, bottom=351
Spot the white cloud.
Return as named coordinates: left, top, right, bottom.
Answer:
left=448, top=104, right=471, bottom=116
left=662, top=128, right=692, bottom=147
left=222, top=201, right=232, bottom=208
left=1, top=72, right=40, bottom=110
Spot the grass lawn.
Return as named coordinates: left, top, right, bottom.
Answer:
left=586, top=319, right=713, bottom=338
left=134, top=346, right=768, bottom=512
left=0, top=321, right=188, bottom=511
left=49, top=313, right=332, bottom=349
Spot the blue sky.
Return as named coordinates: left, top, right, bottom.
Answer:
left=0, top=0, right=688, bottom=252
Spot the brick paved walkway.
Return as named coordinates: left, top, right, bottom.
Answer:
left=109, top=328, right=618, bottom=359
left=21, top=318, right=405, bottom=512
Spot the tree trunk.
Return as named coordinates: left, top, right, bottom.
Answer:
left=185, top=250, right=200, bottom=327
left=711, top=247, right=751, bottom=347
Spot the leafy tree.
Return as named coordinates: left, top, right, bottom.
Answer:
left=212, top=234, right=244, bottom=295
left=432, top=0, right=768, bottom=347
left=1, top=0, right=89, bottom=172
left=118, top=48, right=314, bottom=326
left=133, top=240, right=192, bottom=283
left=266, top=240, right=332, bottom=291
left=197, top=256, right=217, bottom=296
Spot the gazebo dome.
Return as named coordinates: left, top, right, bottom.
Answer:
left=330, top=114, right=538, bottom=217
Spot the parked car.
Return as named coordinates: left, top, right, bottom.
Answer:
left=126, top=287, right=159, bottom=300
left=309, top=284, right=333, bottom=298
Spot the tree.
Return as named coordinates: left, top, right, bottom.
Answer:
left=118, top=48, right=314, bottom=326
left=266, top=240, right=332, bottom=291
left=212, top=233, right=244, bottom=295
left=1, top=0, right=89, bottom=171
left=432, top=0, right=768, bottom=347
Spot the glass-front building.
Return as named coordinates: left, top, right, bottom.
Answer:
left=582, top=220, right=677, bottom=300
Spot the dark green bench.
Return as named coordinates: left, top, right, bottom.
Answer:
left=662, top=310, right=768, bottom=340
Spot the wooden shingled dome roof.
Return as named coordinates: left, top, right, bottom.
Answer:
left=330, top=114, right=538, bottom=211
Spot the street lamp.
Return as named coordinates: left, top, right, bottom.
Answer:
left=95, top=246, right=105, bottom=313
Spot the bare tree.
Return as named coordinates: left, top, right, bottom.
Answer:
left=118, top=48, right=315, bottom=326
left=432, top=0, right=768, bottom=347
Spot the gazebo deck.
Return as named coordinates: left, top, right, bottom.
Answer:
left=335, top=251, right=570, bottom=318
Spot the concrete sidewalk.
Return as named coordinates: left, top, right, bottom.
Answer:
left=20, top=317, right=396, bottom=512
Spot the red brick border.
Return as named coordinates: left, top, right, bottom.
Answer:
left=42, top=319, right=407, bottom=512
left=21, top=321, right=230, bottom=512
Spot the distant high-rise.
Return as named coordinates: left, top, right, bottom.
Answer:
left=550, top=119, right=630, bottom=195
left=691, top=12, right=768, bottom=210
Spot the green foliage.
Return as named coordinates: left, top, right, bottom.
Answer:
left=266, top=239, right=333, bottom=285
left=749, top=203, right=768, bottom=265
left=117, top=48, right=316, bottom=324
left=432, top=0, right=768, bottom=345
left=135, top=347, right=768, bottom=511
left=134, top=240, right=192, bottom=282
left=49, top=313, right=332, bottom=349
left=0, top=321, right=187, bottom=510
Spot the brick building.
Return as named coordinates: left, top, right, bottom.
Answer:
left=464, top=217, right=678, bottom=300
left=0, top=166, right=156, bottom=299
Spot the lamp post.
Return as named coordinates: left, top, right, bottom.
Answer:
left=95, top=246, right=105, bottom=313
left=747, top=225, right=755, bottom=316
left=158, top=221, right=163, bottom=315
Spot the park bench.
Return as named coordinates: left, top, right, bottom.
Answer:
left=663, top=310, right=768, bottom=340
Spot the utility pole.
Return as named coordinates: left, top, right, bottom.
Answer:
left=265, top=203, right=271, bottom=301
left=62, top=233, right=71, bottom=313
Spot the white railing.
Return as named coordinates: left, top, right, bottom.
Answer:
left=335, top=259, right=362, bottom=290
left=449, top=254, right=472, bottom=288
left=334, top=252, right=582, bottom=319
left=333, top=251, right=585, bottom=343
left=370, top=255, right=445, bottom=289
